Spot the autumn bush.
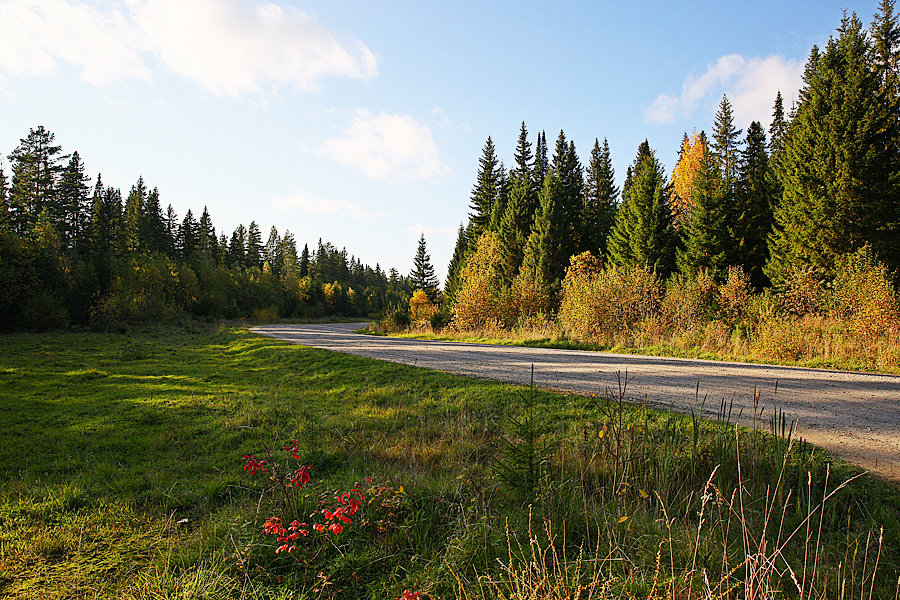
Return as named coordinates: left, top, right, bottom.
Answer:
left=558, top=256, right=661, bottom=341
left=659, top=269, right=718, bottom=333
left=452, top=232, right=509, bottom=330
left=409, top=289, right=437, bottom=325
left=829, top=245, right=900, bottom=339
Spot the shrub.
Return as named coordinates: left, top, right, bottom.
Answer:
left=830, top=245, right=900, bottom=338
left=380, top=303, right=411, bottom=333
left=452, top=233, right=508, bottom=330
left=778, top=264, right=828, bottom=316
left=718, top=266, right=753, bottom=326
left=659, top=269, right=718, bottom=333
left=558, top=260, right=661, bottom=341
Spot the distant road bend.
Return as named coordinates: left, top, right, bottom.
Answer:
left=252, top=322, right=900, bottom=482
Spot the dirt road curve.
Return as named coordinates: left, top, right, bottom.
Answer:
left=252, top=322, right=900, bottom=482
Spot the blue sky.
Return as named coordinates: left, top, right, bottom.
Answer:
left=0, top=0, right=881, bottom=281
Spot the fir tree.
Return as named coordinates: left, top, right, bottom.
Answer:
left=122, top=176, right=147, bottom=253
left=164, top=205, right=178, bottom=257
left=444, top=224, right=468, bottom=305
left=409, top=233, right=440, bottom=301
left=606, top=141, right=676, bottom=276
left=227, top=225, right=247, bottom=267
left=734, top=121, right=774, bottom=287
left=264, top=226, right=282, bottom=276
left=533, top=131, right=549, bottom=192
left=677, top=145, right=729, bottom=279
left=280, top=230, right=299, bottom=276
left=582, top=138, right=618, bottom=257
left=871, top=0, right=900, bottom=98
left=767, top=14, right=900, bottom=281
left=246, top=221, right=263, bottom=269
left=299, top=243, right=310, bottom=277
left=711, top=94, right=743, bottom=200
left=0, top=168, right=9, bottom=230
left=177, top=209, right=200, bottom=259
left=468, top=136, right=503, bottom=247
left=56, top=152, right=90, bottom=248
left=524, top=131, right=584, bottom=295
left=145, top=188, right=168, bottom=254
left=768, top=91, right=788, bottom=158
left=197, top=206, right=216, bottom=258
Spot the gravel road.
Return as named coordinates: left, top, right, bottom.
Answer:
left=252, top=322, right=900, bottom=482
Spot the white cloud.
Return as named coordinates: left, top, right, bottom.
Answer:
left=320, top=109, right=452, bottom=183
left=271, top=190, right=375, bottom=219
left=644, top=54, right=804, bottom=128
left=0, top=0, right=377, bottom=95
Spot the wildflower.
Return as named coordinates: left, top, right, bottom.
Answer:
left=400, top=591, right=421, bottom=600
left=329, top=523, right=343, bottom=534
left=283, top=439, right=302, bottom=459
left=242, top=455, right=268, bottom=476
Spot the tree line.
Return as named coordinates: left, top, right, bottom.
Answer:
left=0, top=130, right=414, bottom=331
left=444, top=6, right=900, bottom=325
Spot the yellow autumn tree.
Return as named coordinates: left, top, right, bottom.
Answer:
left=452, top=232, right=508, bottom=329
left=409, top=289, right=437, bottom=324
left=671, top=130, right=706, bottom=227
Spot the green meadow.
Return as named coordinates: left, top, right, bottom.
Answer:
left=1, top=326, right=898, bottom=599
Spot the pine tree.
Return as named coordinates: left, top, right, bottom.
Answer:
left=56, top=152, right=90, bottom=248
left=711, top=94, right=743, bottom=201
left=468, top=136, right=503, bottom=248
left=767, top=14, right=900, bottom=281
left=582, top=138, right=618, bottom=257
left=409, top=233, right=440, bottom=301
left=444, top=224, right=468, bottom=305
left=677, top=145, right=729, bottom=279
left=246, top=221, right=263, bottom=269
left=8, top=126, right=68, bottom=233
left=606, top=141, right=676, bottom=276
left=734, top=121, right=774, bottom=287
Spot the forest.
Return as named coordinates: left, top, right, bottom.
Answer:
left=422, top=10, right=900, bottom=371
left=0, top=131, right=418, bottom=331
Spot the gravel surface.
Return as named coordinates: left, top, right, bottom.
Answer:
left=252, top=322, right=900, bottom=482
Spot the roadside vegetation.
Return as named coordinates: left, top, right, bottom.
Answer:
left=2, top=326, right=898, bottom=598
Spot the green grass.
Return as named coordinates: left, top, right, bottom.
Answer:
left=1, top=326, right=898, bottom=598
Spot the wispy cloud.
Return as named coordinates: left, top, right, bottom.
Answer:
left=271, top=190, right=376, bottom=219
left=644, top=54, right=804, bottom=128
left=0, top=0, right=377, bottom=96
left=320, top=109, right=452, bottom=183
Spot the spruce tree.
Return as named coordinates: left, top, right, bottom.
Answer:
left=280, top=231, right=299, bottom=276
left=227, top=225, right=247, bottom=267
left=0, top=168, right=9, bottom=231
left=178, top=209, right=200, bottom=259
left=524, top=131, right=584, bottom=295
left=497, top=123, right=539, bottom=284
left=145, top=188, right=168, bottom=254
left=122, top=176, right=147, bottom=253
left=734, top=121, right=774, bottom=287
left=299, top=243, right=310, bottom=277
left=871, top=0, right=900, bottom=99
left=711, top=94, right=743, bottom=201
left=533, top=131, right=549, bottom=193
left=164, top=205, right=178, bottom=257
left=56, top=152, right=90, bottom=248
left=606, top=141, right=676, bottom=276
left=767, top=14, right=900, bottom=281
left=444, top=224, right=468, bottom=305
left=677, top=145, right=729, bottom=279
left=265, top=226, right=282, bottom=276
left=246, top=221, right=263, bottom=269
left=409, top=233, right=440, bottom=301
left=467, top=136, right=503, bottom=248
left=582, top=138, right=619, bottom=257
left=197, top=206, right=216, bottom=258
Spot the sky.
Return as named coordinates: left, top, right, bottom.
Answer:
left=0, top=0, right=884, bottom=281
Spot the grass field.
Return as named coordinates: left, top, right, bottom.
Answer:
left=1, top=325, right=898, bottom=599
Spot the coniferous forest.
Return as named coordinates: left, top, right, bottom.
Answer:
left=432, top=9, right=900, bottom=370
left=0, top=128, right=414, bottom=331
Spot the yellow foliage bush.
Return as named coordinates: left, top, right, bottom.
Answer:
left=558, top=257, right=661, bottom=341
left=830, top=245, right=900, bottom=338
left=452, top=232, right=509, bottom=330
left=718, top=266, right=753, bottom=326
left=659, top=269, right=718, bottom=333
